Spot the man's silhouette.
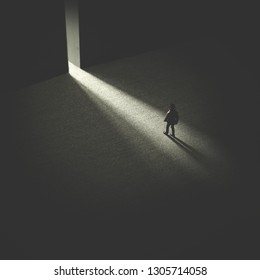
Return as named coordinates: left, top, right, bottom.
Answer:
left=164, top=103, right=179, bottom=137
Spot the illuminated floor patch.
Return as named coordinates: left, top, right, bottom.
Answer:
left=69, top=62, right=228, bottom=182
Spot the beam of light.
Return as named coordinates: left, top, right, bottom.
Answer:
left=68, top=62, right=231, bottom=182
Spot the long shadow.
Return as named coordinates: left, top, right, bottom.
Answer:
left=165, top=134, right=210, bottom=167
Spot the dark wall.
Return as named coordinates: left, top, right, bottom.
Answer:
left=77, top=1, right=260, bottom=78
left=4, top=1, right=259, bottom=90
left=78, top=1, right=221, bottom=67
left=5, top=0, right=68, bottom=91
left=219, top=3, right=260, bottom=78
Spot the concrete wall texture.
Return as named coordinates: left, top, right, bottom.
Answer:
left=4, top=0, right=260, bottom=90
left=5, top=0, right=68, bottom=91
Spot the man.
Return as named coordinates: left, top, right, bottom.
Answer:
left=164, top=103, right=179, bottom=137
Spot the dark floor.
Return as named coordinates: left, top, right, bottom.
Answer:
left=2, top=37, right=260, bottom=259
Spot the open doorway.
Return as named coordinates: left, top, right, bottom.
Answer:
left=65, top=0, right=80, bottom=68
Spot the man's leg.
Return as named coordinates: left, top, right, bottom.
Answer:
left=171, top=124, right=175, bottom=137
left=164, top=123, right=170, bottom=134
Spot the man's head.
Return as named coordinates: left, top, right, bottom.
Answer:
left=170, top=103, right=175, bottom=109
